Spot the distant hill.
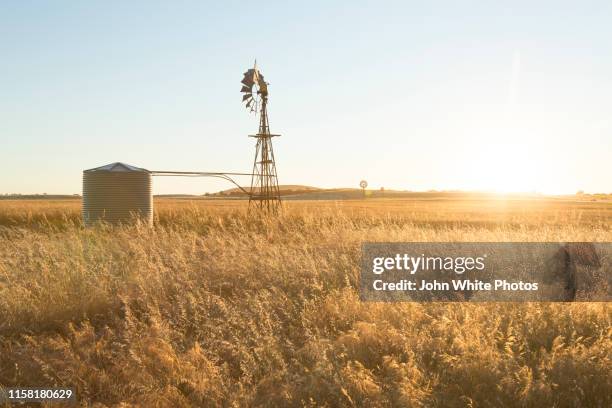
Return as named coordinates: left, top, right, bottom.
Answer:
left=220, top=185, right=321, bottom=193
left=211, top=185, right=322, bottom=197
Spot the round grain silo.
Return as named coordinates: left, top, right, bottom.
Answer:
left=82, top=162, right=153, bottom=226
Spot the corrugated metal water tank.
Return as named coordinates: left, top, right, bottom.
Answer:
left=83, top=162, right=153, bottom=226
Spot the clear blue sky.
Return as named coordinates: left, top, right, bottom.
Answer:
left=1, top=1, right=611, bottom=194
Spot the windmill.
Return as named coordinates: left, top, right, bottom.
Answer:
left=360, top=180, right=368, bottom=198
left=241, top=62, right=281, bottom=212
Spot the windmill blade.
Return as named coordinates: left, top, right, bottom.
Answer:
left=242, top=94, right=252, bottom=102
left=241, top=69, right=256, bottom=86
left=240, top=85, right=252, bottom=93
left=246, top=99, right=253, bottom=109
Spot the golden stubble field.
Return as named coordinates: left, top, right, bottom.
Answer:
left=0, top=197, right=611, bottom=407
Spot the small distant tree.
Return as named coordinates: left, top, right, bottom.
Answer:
left=576, top=190, right=584, bottom=196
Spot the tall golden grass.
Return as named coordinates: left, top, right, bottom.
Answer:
left=0, top=198, right=610, bottom=407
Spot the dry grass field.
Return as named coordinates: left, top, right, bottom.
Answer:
left=0, top=197, right=611, bottom=407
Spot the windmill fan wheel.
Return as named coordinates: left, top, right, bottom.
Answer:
left=240, top=65, right=268, bottom=113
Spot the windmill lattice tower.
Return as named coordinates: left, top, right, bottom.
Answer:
left=241, top=63, right=281, bottom=212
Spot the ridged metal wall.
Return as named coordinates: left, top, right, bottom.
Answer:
left=82, top=163, right=153, bottom=226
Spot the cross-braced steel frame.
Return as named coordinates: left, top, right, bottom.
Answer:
left=248, top=97, right=281, bottom=213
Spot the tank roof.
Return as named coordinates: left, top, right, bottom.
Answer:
left=84, top=162, right=149, bottom=173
